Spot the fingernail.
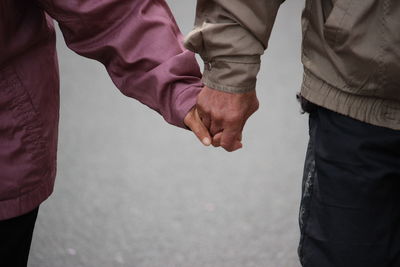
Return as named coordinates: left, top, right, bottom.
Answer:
left=202, top=137, right=211, bottom=146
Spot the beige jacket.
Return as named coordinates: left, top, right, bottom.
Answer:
left=185, top=0, right=400, bottom=130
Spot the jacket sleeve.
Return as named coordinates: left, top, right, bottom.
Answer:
left=184, top=0, right=284, bottom=93
left=36, top=0, right=203, bottom=128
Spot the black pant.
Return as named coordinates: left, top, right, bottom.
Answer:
left=0, top=208, right=39, bottom=267
left=298, top=105, right=400, bottom=267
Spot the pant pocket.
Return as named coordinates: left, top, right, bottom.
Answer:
left=0, top=67, right=49, bottom=196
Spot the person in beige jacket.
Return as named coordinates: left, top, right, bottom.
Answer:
left=185, top=0, right=400, bottom=266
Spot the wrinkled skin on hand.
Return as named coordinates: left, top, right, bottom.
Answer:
left=196, top=86, right=259, bottom=152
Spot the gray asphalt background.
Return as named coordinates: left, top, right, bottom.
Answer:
left=30, top=1, right=306, bottom=266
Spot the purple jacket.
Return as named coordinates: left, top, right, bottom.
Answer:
left=0, top=0, right=202, bottom=220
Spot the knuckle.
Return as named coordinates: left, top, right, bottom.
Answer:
left=224, top=146, right=235, bottom=152
left=221, top=141, right=234, bottom=152
left=253, top=100, right=260, bottom=111
left=226, top=114, right=242, bottom=123
left=213, top=113, right=224, bottom=122
left=198, top=106, right=211, bottom=117
left=201, top=104, right=212, bottom=114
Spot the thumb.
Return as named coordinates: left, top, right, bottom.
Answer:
left=184, top=108, right=212, bottom=146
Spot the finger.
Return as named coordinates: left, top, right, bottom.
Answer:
left=210, top=119, right=223, bottom=136
left=196, top=106, right=211, bottom=130
left=238, top=132, right=243, bottom=142
left=193, top=109, right=212, bottom=146
left=185, top=109, right=212, bottom=146
left=231, top=140, right=243, bottom=151
left=212, top=132, right=222, bottom=147
left=213, top=131, right=242, bottom=150
left=220, top=128, right=243, bottom=152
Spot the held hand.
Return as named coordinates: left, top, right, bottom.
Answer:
left=196, top=86, right=259, bottom=152
left=184, top=107, right=212, bottom=146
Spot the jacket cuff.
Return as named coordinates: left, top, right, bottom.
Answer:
left=171, top=83, right=202, bottom=129
left=201, top=56, right=261, bottom=93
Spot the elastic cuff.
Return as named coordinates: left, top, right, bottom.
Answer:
left=202, top=77, right=255, bottom=93
left=171, top=83, right=202, bottom=129
left=201, top=57, right=260, bottom=94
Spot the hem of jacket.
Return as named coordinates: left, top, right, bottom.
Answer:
left=0, top=176, right=55, bottom=221
left=300, top=69, right=400, bottom=130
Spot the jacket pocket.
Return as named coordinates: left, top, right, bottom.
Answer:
left=321, top=0, right=384, bottom=91
left=0, top=67, right=49, bottom=180
left=323, top=0, right=353, bottom=47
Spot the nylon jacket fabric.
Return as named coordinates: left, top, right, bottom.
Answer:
left=185, top=0, right=400, bottom=130
left=0, top=0, right=202, bottom=220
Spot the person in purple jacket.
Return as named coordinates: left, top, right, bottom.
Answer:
left=0, top=1, right=221, bottom=266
